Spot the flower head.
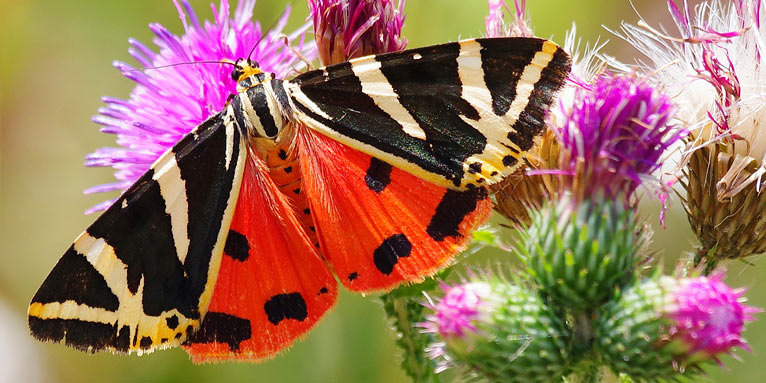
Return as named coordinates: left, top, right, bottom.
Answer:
left=598, top=274, right=759, bottom=380
left=621, top=0, right=766, bottom=196
left=555, top=73, right=684, bottom=205
left=310, top=0, right=407, bottom=65
left=485, top=0, right=533, bottom=38
left=85, top=0, right=313, bottom=212
left=421, top=282, right=492, bottom=357
left=620, top=0, right=766, bottom=265
left=667, top=273, right=760, bottom=361
left=422, top=279, right=571, bottom=380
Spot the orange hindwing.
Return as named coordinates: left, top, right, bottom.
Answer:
left=183, top=154, right=338, bottom=362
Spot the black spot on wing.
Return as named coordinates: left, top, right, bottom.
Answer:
left=166, top=315, right=179, bottom=330
left=31, top=246, right=119, bottom=311
left=373, top=234, right=412, bottom=275
left=319, top=287, right=329, bottom=295
left=284, top=166, right=293, bottom=174
left=139, top=336, right=153, bottom=349
left=502, top=155, right=517, bottom=167
left=29, top=317, right=131, bottom=353
left=468, top=162, right=482, bottom=174
left=365, top=158, right=393, bottom=193
left=507, top=130, right=535, bottom=154
left=224, top=230, right=250, bottom=262
left=477, top=38, right=544, bottom=117
left=86, top=112, right=241, bottom=320
left=264, top=293, right=308, bottom=325
left=185, top=312, right=252, bottom=352
left=347, top=272, right=358, bottom=281
left=426, top=188, right=489, bottom=241
left=278, top=149, right=288, bottom=160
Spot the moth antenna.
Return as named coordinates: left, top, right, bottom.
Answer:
left=246, top=0, right=300, bottom=63
left=122, top=60, right=237, bottom=74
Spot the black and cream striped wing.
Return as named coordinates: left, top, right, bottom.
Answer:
left=286, top=37, right=571, bottom=190
left=28, top=110, right=247, bottom=354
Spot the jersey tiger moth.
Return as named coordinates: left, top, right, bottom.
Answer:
left=28, top=37, right=571, bottom=362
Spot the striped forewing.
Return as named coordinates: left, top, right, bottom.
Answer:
left=28, top=110, right=247, bottom=353
left=286, top=37, right=571, bottom=190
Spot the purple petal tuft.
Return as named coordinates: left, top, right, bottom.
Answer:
left=669, top=273, right=761, bottom=358
left=556, top=74, right=686, bottom=204
left=309, top=0, right=407, bottom=64
left=87, top=0, right=315, bottom=213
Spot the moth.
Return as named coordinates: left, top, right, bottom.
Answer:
left=29, top=37, right=570, bottom=362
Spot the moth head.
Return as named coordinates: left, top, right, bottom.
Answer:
left=231, top=58, right=262, bottom=82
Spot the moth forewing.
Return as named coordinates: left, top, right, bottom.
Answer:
left=285, top=37, right=571, bottom=191
left=29, top=111, right=247, bottom=353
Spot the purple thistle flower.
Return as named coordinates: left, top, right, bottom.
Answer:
left=620, top=0, right=766, bottom=265
left=309, top=0, right=407, bottom=65
left=619, top=0, right=766, bottom=198
left=421, top=279, right=572, bottom=378
left=485, top=0, right=533, bottom=38
left=599, top=273, right=759, bottom=379
left=422, top=282, right=490, bottom=340
left=420, top=282, right=492, bottom=373
left=554, top=73, right=686, bottom=205
left=666, top=273, right=760, bottom=362
left=85, top=0, right=314, bottom=213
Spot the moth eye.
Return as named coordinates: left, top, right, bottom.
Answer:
left=231, top=70, right=242, bottom=82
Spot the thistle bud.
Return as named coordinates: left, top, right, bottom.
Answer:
left=555, top=73, right=682, bottom=206
left=309, top=0, right=407, bottom=65
left=597, top=274, right=759, bottom=381
left=518, top=196, right=641, bottom=310
left=422, top=280, right=571, bottom=382
left=685, top=138, right=766, bottom=271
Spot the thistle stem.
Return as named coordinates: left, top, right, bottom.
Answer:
left=565, top=363, right=604, bottom=383
left=381, top=293, right=440, bottom=383
left=693, top=246, right=719, bottom=276
left=572, top=311, right=594, bottom=352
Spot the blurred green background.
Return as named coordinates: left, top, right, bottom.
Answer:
left=1, top=0, right=763, bottom=382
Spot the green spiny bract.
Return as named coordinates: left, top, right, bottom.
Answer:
left=517, top=196, right=640, bottom=311
left=443, top=281, right=572, bottom=383
left=595, top=277, right=692, bottom=382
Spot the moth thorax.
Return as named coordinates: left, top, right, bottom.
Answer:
left=236, top=75, right=290, bottom=140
